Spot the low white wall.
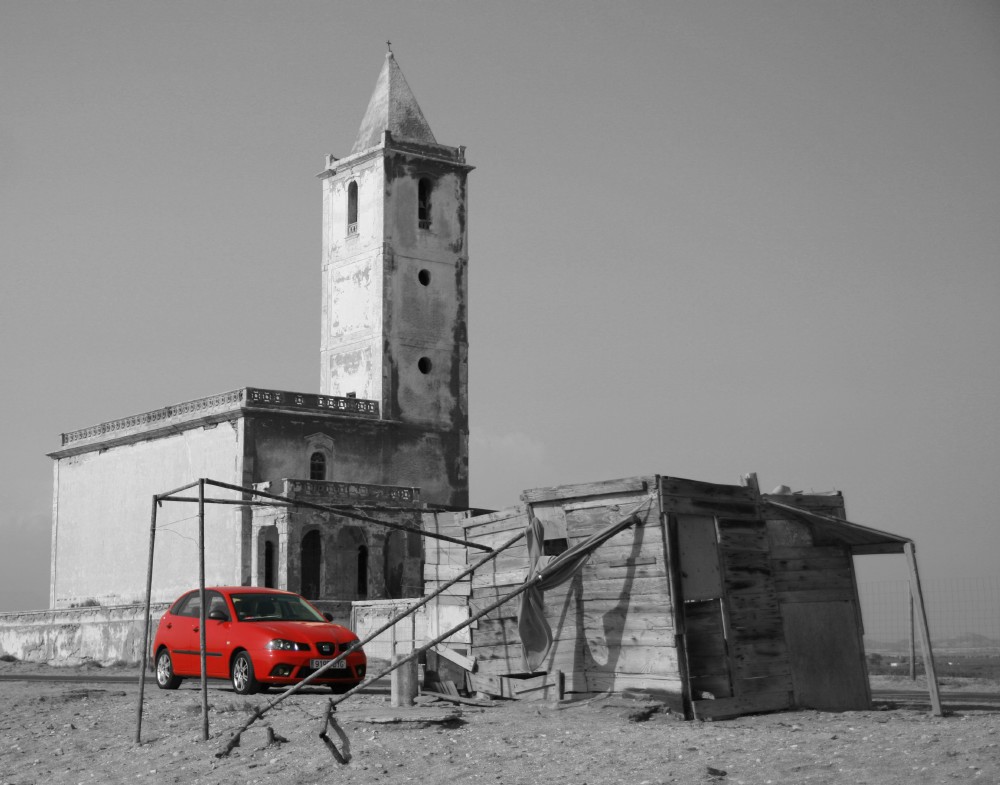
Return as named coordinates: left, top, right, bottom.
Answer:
left=0, top=604, right=169, bottom=665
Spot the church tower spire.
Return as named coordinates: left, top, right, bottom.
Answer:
left=351, top=51, right=437, bottom=154
left=318, top=52, right=473, bottom=506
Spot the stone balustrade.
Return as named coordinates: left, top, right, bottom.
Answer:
left=60, top=387, right=379, bottom=446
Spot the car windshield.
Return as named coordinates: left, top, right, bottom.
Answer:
left=229, top=593, right=326, bottom=623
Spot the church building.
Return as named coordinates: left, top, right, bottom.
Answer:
left=46, top=52, right=471, bottom=612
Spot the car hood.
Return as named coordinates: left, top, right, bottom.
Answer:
left=241, top=620, right=357, bottom=644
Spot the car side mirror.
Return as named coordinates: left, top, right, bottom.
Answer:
left=323, top=612, right=334, bottom=622
left=208, top=610, right=229, bottom=622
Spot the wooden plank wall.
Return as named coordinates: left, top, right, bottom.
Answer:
left=461, top=506, right=531, bottom=675
left=420, top=510, right=472, bottom=646
left=464, top=481, right=681, bottom=699
left=765, top=497, right=856, bottom=604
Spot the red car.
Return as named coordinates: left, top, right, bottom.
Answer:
left=152, top=587, right=367, bottom=695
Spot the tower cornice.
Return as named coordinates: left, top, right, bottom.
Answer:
left=317, top=132, right=473, bottom=181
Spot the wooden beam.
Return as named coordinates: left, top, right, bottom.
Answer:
left=904, top=542, right=942, bottom=716
left=521, top=477, right=648, bottom=504
left=432, top=644, right=477, bottom=673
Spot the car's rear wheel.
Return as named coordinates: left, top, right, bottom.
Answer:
left=231, top=651, right=261, bottom=695
left=155, top=649, right=182, bottom=690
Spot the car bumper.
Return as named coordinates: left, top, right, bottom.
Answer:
left=255, top=650, right=367, bottom=685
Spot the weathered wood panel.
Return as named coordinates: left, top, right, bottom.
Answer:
left=543, top=576, right=671, bottom=602
left=661, top=477, right=758, bottom=518
left=522, top=477, right=651, bottom=504
left=777, top=588, right=855, bottom=604
left=470, top=568, right=527, bottom=589
left=544, top=640, right=679, bottom=676
left=770, top=545, right=848, bottom=560
left=781, top=601, right=869, bottom=710
left=772, top=567, right=853, bottom=593
left=423, top=563, right=471, bottom=581
left=569, top=671, right=684, bottom=700
left=459, top=506, right=526, bottom=530
left=692, top=688, right=792, bottom=721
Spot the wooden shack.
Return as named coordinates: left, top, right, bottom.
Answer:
left=424, top=474, right=915, bottom=720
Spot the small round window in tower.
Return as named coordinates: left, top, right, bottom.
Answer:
left=418, top=269, right=431, bottom=286
left=418, top=357, right=433, bottom=374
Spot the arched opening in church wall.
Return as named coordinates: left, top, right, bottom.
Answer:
left=357, top=545, right=369, bottom=599
left=300, top=529, right=322, bottom=600
left=383, top=531, right=405, bottom=599
left=263, top=541, right=275, bottom=588
left=255, top=525, right=279, bottom=589
left=329, top=526, right=367, bottom=600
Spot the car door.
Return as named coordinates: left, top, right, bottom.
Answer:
left=169, top=590, right=230, bottom=677
left=167, top=591, right=203, bottom=676
left=203, top=592, right=233, bottom=678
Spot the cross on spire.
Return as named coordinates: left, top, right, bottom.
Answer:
left=386, top=40, right=392, bottom=54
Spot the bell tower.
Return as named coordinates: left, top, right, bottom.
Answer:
left=318, top=52, right=472, bottom=500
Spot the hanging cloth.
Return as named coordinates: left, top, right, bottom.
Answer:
left=516, top=504, right=648, bottom=671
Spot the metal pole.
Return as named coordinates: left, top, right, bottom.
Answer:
left=134, top=495, right=159, bottom=744
left=909, top=586, right=916, bottom=681
left=904, top=542, right=942, bottom=715
left=198, top=479, right=209, bottom=741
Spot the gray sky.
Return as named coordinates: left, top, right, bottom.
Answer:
left=2, top=1, right=998, bottom=612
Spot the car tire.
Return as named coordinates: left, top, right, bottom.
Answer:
left=155, top=649, right=182, bottom=690
left=231, top=651, right=261, bottom=695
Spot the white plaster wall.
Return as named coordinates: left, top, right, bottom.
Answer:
left=0, top=604, right=170, bottom=664
left=321, top=156, right=386, bottom=401
left=51, top=421, right=245, bottom=608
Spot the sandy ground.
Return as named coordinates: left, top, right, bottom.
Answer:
left=0, top=662, right=998, bottom=785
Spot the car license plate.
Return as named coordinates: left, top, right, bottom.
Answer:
left=311, top=658, right=347, bottom=670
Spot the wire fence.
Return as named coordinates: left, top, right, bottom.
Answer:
left=858, top=576, right=1000, bottom=672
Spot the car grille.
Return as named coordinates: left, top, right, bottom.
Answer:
left=297, top=664, right=364, bottom=680
left=316, top=641, right=337, bottom=656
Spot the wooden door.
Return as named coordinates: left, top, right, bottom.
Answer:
left=677, top=516, right=733, bottom=701
left=663, top=477, right=794, bottom=720
left=781, top=601, right=870, bottom=710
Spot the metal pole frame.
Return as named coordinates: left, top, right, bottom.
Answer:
left=198, top=479, right=209, bottom=740
left=134, top=496, right=159, bottom=744
left=904, top=541, right=942, bottom=715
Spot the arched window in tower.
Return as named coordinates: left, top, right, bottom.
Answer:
left=309, top=451, right=326, bottom=481
left=417, top=178, right=432, bottom=230
left=347, top=180, right=359, bottom=235
left=357, top=545, right=368, bottom=599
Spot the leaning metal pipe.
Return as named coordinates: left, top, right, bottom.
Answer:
left=216, top=525, right=527, bottom=756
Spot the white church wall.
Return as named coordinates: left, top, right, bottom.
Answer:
left=321, top=153, right=386, bottom=402
left=50, top=420, right=246, bottom=609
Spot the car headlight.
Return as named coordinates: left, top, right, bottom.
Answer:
left=265, top=639, right=309, bottom=652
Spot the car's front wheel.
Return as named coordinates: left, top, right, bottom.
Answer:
left=231, top=652, right=261, bottom=695
left=155, top=649, right=182, bottom=690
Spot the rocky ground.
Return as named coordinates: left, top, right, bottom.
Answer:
left=0, top=660, right=998, bottom=784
